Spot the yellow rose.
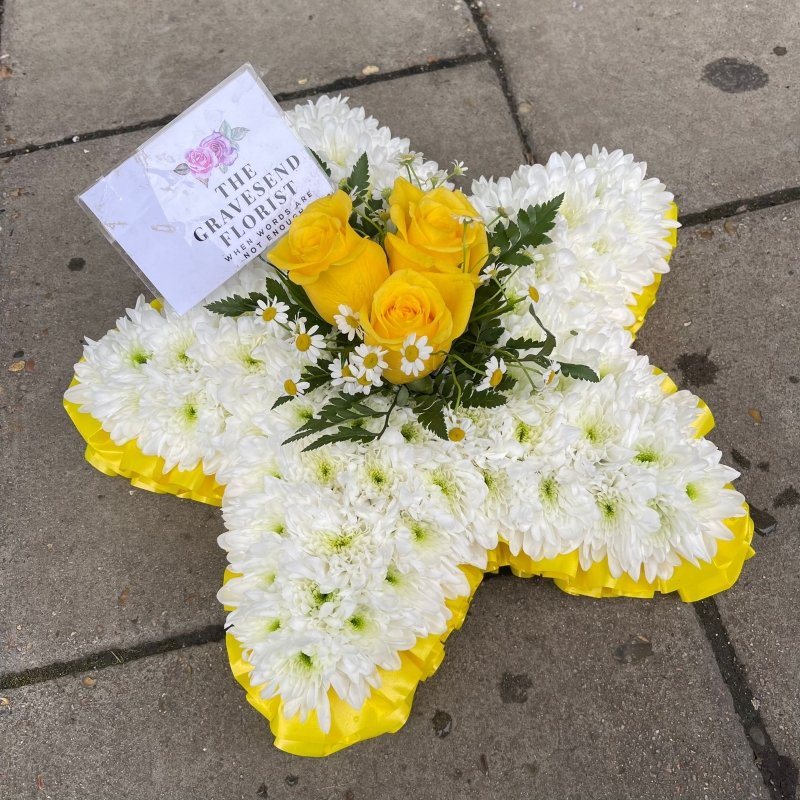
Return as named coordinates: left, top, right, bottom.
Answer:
left=360, top=269, right=475, bottom=384
left=269, top=190, right=390, bottom=324
left=384, top=177, right=489, bottom=280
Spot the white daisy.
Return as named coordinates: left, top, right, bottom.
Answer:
left=329, top=355, right=358, bottom=389
left=333, top=305, right=362, bottom=341
left=353, top=371, right=381, bottom=395
left=451, top=212, right=481, bottom=225
left=480, top=264, right=501, bottom=284
left=444, top=411, right=475, bottom=443
left=256, top=297, right=289, bottom=330
left=289, top=317, right=325, bottom=363
left=477, top=356, right=507, bottom=391
left=399, top=334, right=432, bottom=377
left=351, top=343, right=388, bottom=383
left=279, top=367, right=309, bottom=398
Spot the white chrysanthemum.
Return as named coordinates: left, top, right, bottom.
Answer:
left=137, top=371, right=227, bottom=473
left=506, top=461, right=599, bottom=560
left=286, top=95, right=447, bottom=194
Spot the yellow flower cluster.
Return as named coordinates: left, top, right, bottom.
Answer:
left=270, top=177, right=488, bottom=384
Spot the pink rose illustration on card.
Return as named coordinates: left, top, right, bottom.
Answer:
left=173, top=120, right=249, bottom=186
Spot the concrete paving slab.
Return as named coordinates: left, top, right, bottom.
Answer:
left=307, top=61, right=526, bottom=188
left=0, top=0, right=483, bottom=148
left=1, top=579, right=768, bottom=800
left=635, top=202, right=800, bottom=764
left=0, top=66, right=523, bottom=674
left=479, top=0, right=800, bottom=213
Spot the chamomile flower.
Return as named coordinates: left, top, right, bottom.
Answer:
left=480, top=264, right=502, bottom=284
left=333, top=305, right=362, bottom=341
left=399, top=334, right=432, bottom=376
left=541, top=361, right=561, bottom=386
left=329, top=355, right=358, bottom=389
left=351, top=344, right=388, bottom=383
left=354, top=371, right=382, bottom=395
left=444, top=411, right=475, bottom=443
left=452, top=212, right=481, bottom=225
left=477, top=356, right=507, bottom=391
left=289, top=317, right=325, bottom=363
left=256, top=297, right=289, bottom=329
left=279, top=367, right=309, bottom=398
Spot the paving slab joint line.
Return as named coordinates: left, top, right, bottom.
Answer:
left=693, top=598, right=799, bottom=800
left=678, top=186, right=800, bottom=228
left=0, top=53, right=489, bottom=160
left=0, top=624, right=226, bottom=691
left=463, top=0, right=535, bottom=164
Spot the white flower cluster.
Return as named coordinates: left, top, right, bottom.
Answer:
left=65, top=96, right=744, bottom=730
left=471, top=151, right=678, bottom=351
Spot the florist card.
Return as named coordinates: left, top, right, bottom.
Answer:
left=78, top=64, right=334, bottom=314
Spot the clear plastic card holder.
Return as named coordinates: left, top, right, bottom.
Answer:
left=76, top=63, right=336, bottom=314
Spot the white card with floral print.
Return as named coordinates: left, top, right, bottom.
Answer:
left=77, top=64, right=334, bottom=315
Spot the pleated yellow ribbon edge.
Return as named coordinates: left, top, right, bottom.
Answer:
left=626, top=200, right=677, bottom=339
left=484, top=369, right=755, bottom=603
left=222, top=564, right=484, bottom=757
left=63, top=302, right=225, bottom=507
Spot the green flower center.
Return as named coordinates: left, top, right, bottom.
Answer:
left=296, top=652, right=314, bottom=671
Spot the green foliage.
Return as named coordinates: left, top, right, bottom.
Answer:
left=205, top=292, right=267, bottom=317
left=413, top=395, right=448, bottom=440
left=560, top=362, right=600, bottom=382
left=310, top=149, right=332, bottom=177
left=343, top=153, right=370, bottom=199
left=208, top=268, right=332, bottom=335
left=486, top=193, right=563, bottom=269
left=280, top=394, right=399, bottom=452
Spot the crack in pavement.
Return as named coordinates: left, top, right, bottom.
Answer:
left=679, top=187, right=800, bottom=228
left=0, top=52, right=489, bottom=160
left=694, top=598, right=798, bottom=800
left=0, top=624, right=226, bottom=691
left=463, top=0, right=535, bottom=164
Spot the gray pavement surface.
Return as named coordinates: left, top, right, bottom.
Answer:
left=0, top=0, right=481, bottom=146
left=636, top=202, right=800, bottom=767
left=481, top=0, right=800, bottom=214
left=1, top=0, right=799, bottom=798
left=1, top=581, right=769, bottom=799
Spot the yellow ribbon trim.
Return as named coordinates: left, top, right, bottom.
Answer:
left=485, top=505, right=753, bottom=603
left=63, top=381, right=225, bottom=507
left=62, top=202, right=754, bottom=754
left=485, top=357, right=755, bottom=602
left=626, top=201, right=678, bottom=337
left=222, top=564, right=484, bottom=757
